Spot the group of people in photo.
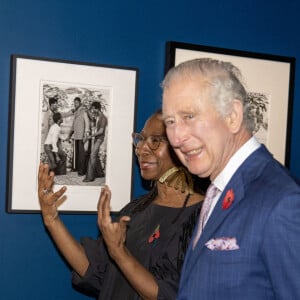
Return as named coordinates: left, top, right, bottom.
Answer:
left=38, top=57, right=300, bottom=300
left=41, top=95, right=107, bottom=182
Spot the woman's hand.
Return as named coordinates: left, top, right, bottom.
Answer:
left=38, top=162, right=67, bottom=226
left=97, top=185, right=130, bottom=259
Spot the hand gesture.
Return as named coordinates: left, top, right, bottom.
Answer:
left=38, top=162, right=67, bottom=226
left=97, top=185, right=130, bottom=259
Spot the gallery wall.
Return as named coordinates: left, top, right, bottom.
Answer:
left=0, top=0, right=299, bottom=299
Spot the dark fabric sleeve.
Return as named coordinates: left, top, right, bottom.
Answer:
left=72, top=236, right=109, bottom=298
left=152, top=206, right=201, bottom=300
left=152, top=253, right=180, bottom=300
left=71, top=199, right=140, bottom=297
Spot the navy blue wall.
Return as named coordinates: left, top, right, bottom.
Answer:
left=0, top=1, right=299, bottom=299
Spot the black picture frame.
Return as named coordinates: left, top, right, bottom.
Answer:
left=165, top=41, right=295, bottom=168
left=7, top=55, right=138, bottom=213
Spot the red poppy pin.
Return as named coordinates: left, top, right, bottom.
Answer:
left=148, top=225, right=160, bottom=244
left=222, top=189, right=235, bottom=210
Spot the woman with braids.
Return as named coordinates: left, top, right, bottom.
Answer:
left=38, top=109, right=205, bottom=300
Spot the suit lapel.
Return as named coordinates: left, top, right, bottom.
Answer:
left=184, top=179, right=245, bottom=274
left=183, top=145, right=273, bottom=276
left=196, top=180, right=244, bottom=248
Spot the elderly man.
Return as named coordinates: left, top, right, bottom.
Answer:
left=162, top=58, right=300, bottom=299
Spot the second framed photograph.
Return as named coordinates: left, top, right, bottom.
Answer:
left=165, top=41, right=295, bottom=168
left=7, top=55, right=138, bottom=213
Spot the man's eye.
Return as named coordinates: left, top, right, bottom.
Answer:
left=164, top=119, right=174, bottom=126
left=184, top=114, right=194, bottom=120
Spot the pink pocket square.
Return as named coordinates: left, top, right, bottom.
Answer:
left=205, top=237, right=240, bottom=251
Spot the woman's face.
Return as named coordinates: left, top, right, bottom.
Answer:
left=134, top=114, right=176, bottom=181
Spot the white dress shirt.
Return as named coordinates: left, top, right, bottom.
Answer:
left=44, top=123, right=61, bottom=153
left=206, top=137, right=261, bottom=221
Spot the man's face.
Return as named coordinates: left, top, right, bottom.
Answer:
left=162, top=75, right=233, bottom=180
left=50, top=102, right=58, bottom=112
left=91, top=107, right=100, bottom=116
left=74, top=99, right=81, bottom=109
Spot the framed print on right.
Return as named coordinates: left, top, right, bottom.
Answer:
left=165, top=41, right=296, bottom=168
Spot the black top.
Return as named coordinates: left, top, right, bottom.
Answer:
left=72, top=197, right=202, bottom=300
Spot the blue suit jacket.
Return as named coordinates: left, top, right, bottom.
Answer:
left=177, top=145, right=300, bottom=300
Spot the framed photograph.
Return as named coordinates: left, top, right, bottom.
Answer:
left=165, top=41, right=295, bottom=168
left=7, top=55, right=138, bottom=213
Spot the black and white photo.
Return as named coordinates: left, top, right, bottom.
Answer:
left=7, top=55, right=138, bottom=213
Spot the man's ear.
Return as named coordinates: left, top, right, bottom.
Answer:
left=225, top=99, right=244, bottom=134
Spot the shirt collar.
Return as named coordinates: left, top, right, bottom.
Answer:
left=214, top=137, right=261, bottom=192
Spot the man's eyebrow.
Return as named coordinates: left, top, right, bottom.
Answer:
left=161, top=114, right=172, bottom=121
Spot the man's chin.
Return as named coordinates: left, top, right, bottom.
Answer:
left=186, top=165, right=209, bottom=178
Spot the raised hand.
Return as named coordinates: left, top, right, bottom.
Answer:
left=97, top=185, right=130, bottom=259
left=38, top=162, right=67, bottom=226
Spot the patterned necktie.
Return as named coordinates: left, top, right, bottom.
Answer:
left=193, top=184, right=219, bottom=249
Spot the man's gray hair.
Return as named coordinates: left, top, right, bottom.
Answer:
left=162, top=58, right=255, bottom=133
